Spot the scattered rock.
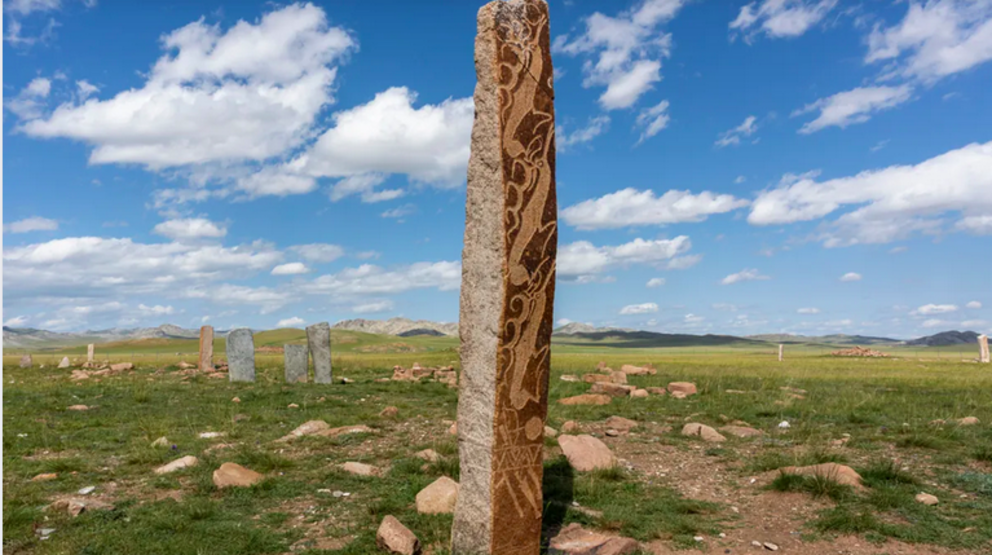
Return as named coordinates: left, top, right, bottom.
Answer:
left=19, top=355, right=32, bottom=368
left=547, top=523, right=639, bottom=555
left=287, top=403, right=299, bottom=409
left=560, top=375, right=579, bottom=382
left=380, top=406, right=399, bottom=418
left=604, top=416, right=638, bottom=432
left=583, top=373, right=614, bottom=384
left=682, top=423, right=726, bottom=443
left=57, top=357, right=71, bottom=368
left=558, top=435, right=617, bottom=471
left=589, top=382, right=634, bottom=397
left=763, top=541, right=780, bottom=551
left=198, top=431, right=225, bottom=439
left=415, top=449, right=440, bottom=463
left=916, top=493, right=939, bottom=505
left=957, top=416, right=980, bottom=426
left=544, top=425, right=558, bottom=437
left=645, top=387, right=667, bottom=396
left=779, top=463, right=863, bottom=488
left=609, top=371, right=628, bottom=384
left=278, top=420, right=329, bottom=441
left=559, top=394, right=612, bottom=406
left=109, top=362, right=134, bottom=371
left=212, top=462, right=263, bottom=488
left=50, top=497, right=113, bottom=517
left=777, top=421, right=791, bottom=429
left=154, top=455, right=199, bottom=475
left=376, top=515, right=420, bottom=555
left=562, top=421, right=579, bottom=433
left=66, top=405, right=89, bottom=411
left=630, top=389, right=649, bottom=398
left=319, top=424, right=375, bottom=438
left=832, top=346, right=888, bottom=357
left=341, top=462, right=380, bottom=477
left=448, top=422, right=458, bottom=435
left=620, top=364, right=655, bottom=376
left=77, top=486, right=96, bottom=495
left=415, top=476, right=459, bottom=514
left=719, top=425, right=763, bottom=438
left=667, top=382, right=697, bottom=396
left=31, top=473, right=58, bottom=482
left=231, top=397, right=241, bottom=403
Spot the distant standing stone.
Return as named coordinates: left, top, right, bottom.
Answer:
left=778, top=343, right=784, bottom=362
left=979, top=334, right=990, bottom=364
left=87, top=344, right=95, bottom=362
left=284, top=344, right=308, bottom=383
left=199, top=326, right=214, bottom=372
left=19, top=355, right=32, bottom=368
left=58, top=357, right=70, bottom=368
left=307, top=322, right=332, bottom=384
left=227, top=328, right=255, bottom=382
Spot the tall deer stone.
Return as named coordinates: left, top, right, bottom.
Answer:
left=451, top=1, right=557, bottom=553
left=307, top=322, right=332, bottom=384
left=980, top=334, right=990, bottom=364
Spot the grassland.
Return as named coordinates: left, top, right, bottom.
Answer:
left=3, top=333, right=991, bottom=554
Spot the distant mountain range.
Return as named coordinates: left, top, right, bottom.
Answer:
left=2, top=320, right=983, bottom=350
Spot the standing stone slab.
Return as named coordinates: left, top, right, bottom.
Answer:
left=227, top=328, right=255, bottom=382
left=284, top=345, right=308, bottom=383
left=307, top=322, right=332, bottom=384
left=87, top=344, right=95, bottom=363
left=778, top=344, right=784, bottom=362
left=19, top=355, right=32, bottom=368
left=980, top=334, right=990, bottom=364
left=451, top=2, right=557, bottom=553
left=199, top=326, right=214, bottom=372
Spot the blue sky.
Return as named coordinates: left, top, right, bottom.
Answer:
left=3, top=0, right=991, bottom=338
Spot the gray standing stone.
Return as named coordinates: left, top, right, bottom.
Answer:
left=307, top=322, right=332, bottom=384
left=19, top=355, right=32, bottom=368
left=452, top=2, right=557, bottom=553
left=87, top=344, right=95, bottom=363
left=284, top=344, right=308, bottom=383
left=227, top=328, right=255, bottom=382
left=778, top=344, right=784, bottom=362
left=980, top=334, right=990, bottom=364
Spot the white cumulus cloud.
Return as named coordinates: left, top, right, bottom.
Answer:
left=277, top=316, right=305, bottom=328
left=561, top=188, right=748, bottom=230
left=730, top=0, right=838, bottom=42
left=352, top=300, right=394, bottom=314
left=914, top=303, right=958, bottom=315
left=793, top=85, right=913, bottom=134
left=646, top=277, right=666, bottom=287
left=152, top=218, right=227, bottom=242
left=558, top=236, right=692, bottom=280
left=797, top=307, right=820, bottom=314
left=271, top=262, right=310, bottom=276
left=3, top=216, right=59, bottom=233
left=557, top=115, right=611, bottom=151
left=620, top=302, right=659, bottom=315
left=721, top=268, right=770, bottom=285
left=289, top=243, right=344, bottom=263
left=966, top=301, right=983, bottom=309
left=715, top=115, right=758, bottom=147
left=840, top=272, right=862, bottom=282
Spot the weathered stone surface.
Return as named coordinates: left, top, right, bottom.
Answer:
left=780, top=463, right=862, bottom=488
left=212, top=462, right=263, bottom=488
left=630, top=389, right=648, bottom=398
left=307, top=322, right=332, bottom=384
left=19, top=354, right=32, bottom=368
left=415, top=449, right=440, bottom=463
left=87, top=343, right=95, bottom=362
left=561, top=421, right=579, bottom=433
left=957, top=416, right=980, bottom=426
left=980, top=334, right=990, bottom=363
left=681, top=423, right=726, bottom=443
left=154, top=455, right=199, bottom=475
left=66, top=405, right=89, bottom=411
left=58, top=357, right=70, bottom=368
left=199, top=326, right=214, bottom=372
left=341, top=462, right=379, bottom=477
left=645, top=387, right=667, bottom=396
left=589, top=382, right=634, bottom=397
left=916, top=493, right=939, bottom=505
left=110, top=362, right=133, bottom=372
left=619, top=364, right=655, bottom=376
left=583, top=373, right=613, bottom=384
left=277, top=420, right=330, bottom=441
left=720, top=425, right=763, bottom=438
left=667, top=382, right=697, bottom=396
left=319, top=424, right=374, bottom=438
left=377, top=515, right=421, bottom=555
left=558, top=435, right=616, bottom=472
left=559, top=394, right=611, bottom=406
left=544, top=425, right=558, bottom=437
left=284, top=344, right=308, bottom=383
left=227, top=328, right=255, bottom=382
left=548, top=523, right=639, bottom=555
left=604, top=416, right=638, bottom=432
left=50, top=497, right=114, bottom=518
left=416, top=476, right=459, bottom=514
left=452, top=2, right=556, bottom=553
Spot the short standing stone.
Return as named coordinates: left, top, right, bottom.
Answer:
left=226, top=328, right=256, bottom=382
left=778, top=343, right=784, bottom=362
left=548, top=523, right=639, bottom=555
left=199, top=326, right=214, bottom=372
left=154, top=456, right=199, bottom=475
left=415, top=476, right=459, bottom=514
left=376, top=515, right=421, bottom=555
left=915, top=493, right=939, bottom=505
left=212, top=462, right=263, bottom=488
left=284, top=344, right=308, bottom=383
left=20, top=354, right=32, bottom=368
left=306, top=322, right=332, bottom=384
left=87, top=343, right=95, bottom=363
left=979, top=334, right=990, bottom=363
left=58, top=357, right=71, bottom=368
left=558, top=435, right=616, bottom=471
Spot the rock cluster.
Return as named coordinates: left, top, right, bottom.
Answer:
left=831, top=346, right=889, bottom=357
left=389, top=363, right=458, bottom=387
